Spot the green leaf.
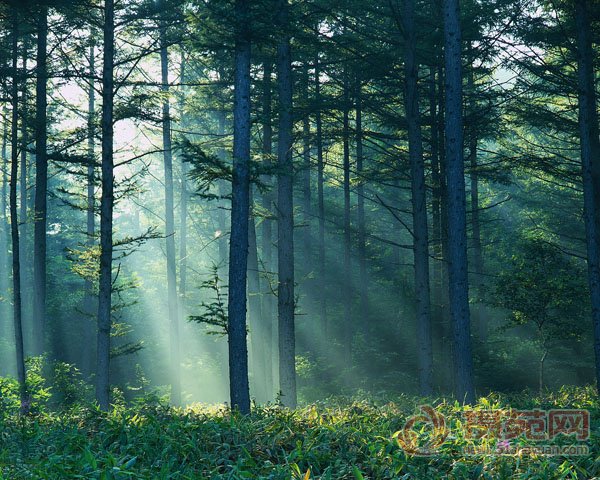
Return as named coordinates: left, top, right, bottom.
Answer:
left=352, top=466, right=365, bottom=480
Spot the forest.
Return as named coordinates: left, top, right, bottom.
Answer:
left=0, top=0, right=600, bottom=478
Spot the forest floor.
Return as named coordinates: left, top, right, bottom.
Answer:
left=0, top=387, right=598, bottom=479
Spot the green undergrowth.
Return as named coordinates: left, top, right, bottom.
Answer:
left=0, top=386, right=598, bottom=479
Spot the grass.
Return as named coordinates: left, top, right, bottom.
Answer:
left=0, top=386, right=598, bottom=479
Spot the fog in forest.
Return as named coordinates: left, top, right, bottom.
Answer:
left=0, top=0, right=598, bottom=413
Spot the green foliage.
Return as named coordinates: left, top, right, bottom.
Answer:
left=126, top=364, right=170, bottom=407
left=179, top=138, right=273, bottom=200
left=179, top=138, right=233, bottom=199
left=0, top=357, right=92, bottom=416
left=489, top=235, right=588, bottom=370
left=0, top=387, right=598, bottom=478
left=47, top=360, right=93, bottom=408
left=189, top=264, right=229, bottom=336
left=491, top=237, right=587, bottom=339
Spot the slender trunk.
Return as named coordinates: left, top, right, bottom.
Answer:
left=430, top=65, right=448, bottom=391
left=1, top=108, right=7, bottom=223
left=10, top=13, right=27, bottom=411
left=19, top=42, right=31, bottom=352
left=539, top=348, right=547, bottom=395
left=96, top=0, right=115, bottom=411
left=467, top=69, right=485, bottom=342
left=159, top=1, right=181, bottom=407
left=342, top=67, right=352, bottom=365
left=179, top=50, right=188, bottom=308
left=403, top=0, right=433, bottom=396
left=438, top=62, right=453, bottom=392
left=178, top=53, right=189, bottom=391
left=315, top=56, right=327, bottom=336
left=276, top=0, right=296, bottom=408
left=575, top=0, right=600, bottom=395
left=84, top=38, right=96, bottom=377
left=429, top=68, right=442, bottom=323
left=442, top=0, right=475, bottom=403
left=227, top=0, right=252, bottom=414
left=0, top=106, right=9, bottom=343
left=217, top=111, right=229, bottom=269
left=33, top=7, right=48, bottom=356
left=355, top=78, right=368, bottom=338
left=19, top=42, right=29, bottom=349
left=260, top=61, right=274, bottom=398
left=391, top=176, right=402, bottom=270
left=301, top=64, right=311, bottom=265
left=247, top=189, right=265, bottom=401
left=438, top=65, right=449, bottom=314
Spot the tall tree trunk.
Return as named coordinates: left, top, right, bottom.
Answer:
left=467, top=69, right=485, bottom=342
left=0, top=106, right=9, bottom=343
left=342, top=67, right=352, bottom=366
left=438, top=62, right=453, bottom=392
left=217, top=110, right=229, bottom=269
left=10, top=13, right=27, bottom=411
left=260, top=61, right=274, bottom=398
left=301, top=64, right=311, bottom=265
left=276, top=0, right=296, bottom=408
left=33, top=7, right=48, bottom=356
left=403, top=0, right=433, bottom=396
left=247, top=189, right=265, bottom=401
left=96, top=0, right=115, bottom=411
left=355, top=78, right=368, bottom=338
left=178, top=52, right=189, bottom=395
left=227, top=0, right=252, bottom=414
left=575, top=0, right=600, bottom=396
left=429, top=67, right=442, bottom=326
left=179, top=50, right=188, bottom=314
left=442, top=0, right=475, bottom=403
left=438, top=65, right=449, bottom=312
left=83, top=37, right=96, bottom=377
left=19, top=42, right=30, bottom=349
left=159, top=0, right=181, bottom=407
left=315, top=56, right=327, bottom=336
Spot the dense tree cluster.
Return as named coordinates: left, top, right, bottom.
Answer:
left=0, top=0, right=599, bottom=413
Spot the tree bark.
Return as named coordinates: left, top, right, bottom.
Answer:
left=301, top=64, right=311, bottom=265
left=355, top=78, right=368, bottom=337
left=10, top=12, right=27, bottom=411
left=260, top=61, right=274, bottom=398
left=315, top=56, right=327, bottom=336
left=227, top=0, right=252, bottom=414
left=247, top=189, right=265, bottom=401
left=342, top=66, right=352, bottom=365
left=19, top=42, right=29, bottom=337
left=33, top=6, right=48, bottom=356
left=437, top=62, right=453, bottom=392
left=442, top=0, right=475, bottom=403
left=276, top=0, right=296, bottom=408
left=159, top=0, right=181, bottom=407
left=575, top=0, right=600, bottom=396
left=467, top=69, right=485, bottom=342
left=429, top=67, right=443, bottom=326
left=403, top=0, right=433, bottom=396
left=179, top=50, right=188, bottom=312
left=83, top=37, right=96, bottom=377
left=217, top=110, right=229, bottom=270
left=0, top=106, right=9, bottom=343
left=96, top=0, right=115, bottom=411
